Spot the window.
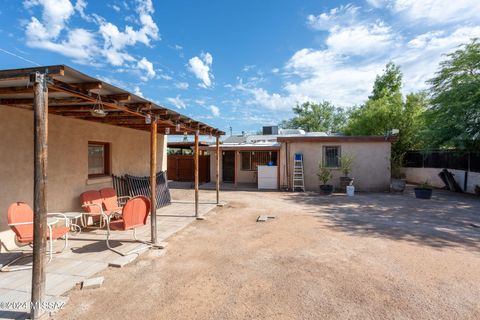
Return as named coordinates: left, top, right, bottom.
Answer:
left=323, top=146, right=340, bottom=168
left=241, top=151, right=277, bottom=171
left=88, top=142, right=110, bottom=178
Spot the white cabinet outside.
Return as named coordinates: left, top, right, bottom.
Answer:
left=258, top=165, right=278, bottom=189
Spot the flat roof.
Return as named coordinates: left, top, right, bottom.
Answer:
left=201, top=144, right=281, bottom=151
left=277, top=135, right=395, bottom=143
left=168, top=141, right=210, bottom=148
left=0, top=65, right=224, bottom=135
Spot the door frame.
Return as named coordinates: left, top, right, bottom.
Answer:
left=222, top=150, right=236, bottom=183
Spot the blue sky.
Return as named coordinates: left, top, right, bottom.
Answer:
left=0, top=0, right=479, bottom=135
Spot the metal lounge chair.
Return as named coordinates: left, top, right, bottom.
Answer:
left=105, top=196, right=150, bottom=256
left=80, top=190, right=109, bottom=228
left=99, top=187, right=131, bottom=215
left=1, top=202, right=69, bottom=272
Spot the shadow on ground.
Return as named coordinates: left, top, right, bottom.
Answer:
left=284, top=187, right=480, bottom=250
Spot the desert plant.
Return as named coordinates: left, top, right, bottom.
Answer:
left=317, top=164, right=332, bottom=185
left=339, top=154, right=355, bottom=176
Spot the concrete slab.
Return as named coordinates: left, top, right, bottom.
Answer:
left=81, top=277, right=104, bottom=290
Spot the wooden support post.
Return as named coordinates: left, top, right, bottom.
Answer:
left=194, top=130, right=200, bottom=218
left=150, top=118, right=157, bottom=244
left=31, top=72, right=48, bottom=319
left=216, top=134, right=220, bottom=205
left=234, top=150, right=238, bottom=188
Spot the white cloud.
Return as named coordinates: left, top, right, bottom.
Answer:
left=188, top=52, right=213, bottom=87
left=175, top=82, right=189, bottom=89
left=167, top=95, right=187, bottom=109
left=210, top=105, right=220, bottom=117
left=136, top=57, right=156, bottom=81
left=133, top=86, right=143, bottom=97
left=326, top=22, right=395, bottom=55
left=366, top=0, right=387, bottom=8
left=24, top=0, right=75, bottom=39
left=307, top=4, right=359, bottom=31
left=371, top=0, right=480, bottom=24
left=23, top=0, right=160, bottom=79
left=241, top=23, right=480, bottom=111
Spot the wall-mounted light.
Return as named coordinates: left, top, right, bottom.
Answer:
left=175, top=123, right=181, bottom=132
left=165, top=127, right=170, bottom=135
left=145, top=113, right=152, bottom=124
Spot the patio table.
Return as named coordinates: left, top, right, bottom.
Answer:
left=49, top=212, right=82, bottom=235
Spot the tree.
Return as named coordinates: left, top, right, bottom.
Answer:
left=344, top=62, right=427, bottom=157
left=369, top=62, right=403, bottom=100
left=280, top=101, right=347, bottom=132
left=426, top=38, right=480, bottom=149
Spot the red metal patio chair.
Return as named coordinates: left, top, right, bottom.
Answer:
left=99, top=187, right=131, bottom=215
left=1, top=202, right=69, bottom=272
left=80, top=190, right=110, bottom=228
left=104, top=196, right=150, bottom=256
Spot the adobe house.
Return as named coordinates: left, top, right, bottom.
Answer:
left=204, top=126, right=394, bottom=191
left=0, top=65, right=223, bottom=247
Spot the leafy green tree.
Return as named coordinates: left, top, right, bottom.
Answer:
left=426, top=39, right=480, bottom=148
left=280, top=101, right=347, bottom=132
left=369, top=62, right=403, bottom=100
left=344, top=62, right=427, bottom=158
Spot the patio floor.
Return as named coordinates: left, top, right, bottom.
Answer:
left=0, top=200, right=218, bottom=319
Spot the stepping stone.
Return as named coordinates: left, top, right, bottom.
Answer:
left=108, top=254, right=138, bottom=268
left=81, top=277, right=104, bottom=290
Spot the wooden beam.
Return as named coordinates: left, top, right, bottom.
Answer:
left=49, top=79, right=144, bottom=117
left=0, top=97, right=86, bottom=106
left=150, top=119, right=158, bottom=244
left=0, top=65, right=64, bottom=80
left=31, top=72, right=48, bottom=320
left=0, top=86, right=45, bottom=95
left=68, top=82, right=102, bottom=90
left=216, top=134, right=220, bottom=205
left=106, top=93, right=131, bottom=102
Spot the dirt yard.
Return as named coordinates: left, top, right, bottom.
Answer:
left=54, top=188, right=480, bottom=320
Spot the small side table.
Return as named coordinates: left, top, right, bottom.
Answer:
left=51, top=212, right=83, bottom=235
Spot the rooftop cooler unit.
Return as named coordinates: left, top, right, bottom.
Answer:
left=262, top=126, right=279, bottom=135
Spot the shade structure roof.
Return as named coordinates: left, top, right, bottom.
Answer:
left=0, top=65, right=224, bottom=136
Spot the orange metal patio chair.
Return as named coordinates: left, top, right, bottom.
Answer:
left=99, top=187, right=131, bottom=215
left=1, top=202, right=69, bottom=272
left=80, top=190, right=110, bottom=228
left=104, top=196, right=151, bottom=256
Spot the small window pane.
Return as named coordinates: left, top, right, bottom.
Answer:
left=241, top=152, right=251, bottom=170
left=88, top=144, right=105, bottom=175
left=324, top=147, right=340, bottom=167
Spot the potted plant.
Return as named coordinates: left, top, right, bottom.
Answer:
left=317, top=164, right=333, bottom=195
left=414, top=180, right=433, bottom=199
left=391, top=153, right=406, bottom=192
left=339, top=154, right=354, bottom=193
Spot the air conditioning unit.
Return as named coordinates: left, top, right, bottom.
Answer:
left=262, top=126, right=278, bottom=135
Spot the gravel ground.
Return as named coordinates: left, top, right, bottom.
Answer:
left=54, top=188, right=480, bottom=320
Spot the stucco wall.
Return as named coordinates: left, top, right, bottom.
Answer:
left=0, top=106, right=166, bottom=245
left=208, top=150, right=272, bottom=184
left=279, top=141, right=391, bottom=192
left=402, top=167, right=480, bottom=194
